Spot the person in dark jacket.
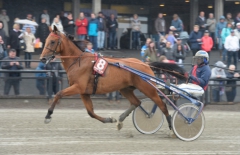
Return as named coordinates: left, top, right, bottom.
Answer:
left=108, top=14, right=118, bottom=50
left=97, top=12, right=107, bottom=51
left=88, top=13, right=99, bottom=51
left=0, top=21, right=7, bottom=45
left=173, top=44, right=186, bottom=66
left=170, top=14, right=183, bottom=33
left=161, top=42, right=174, bottom=60
left=1, top=49, right=23, bottom=95
left=36, top=18, right=50, bottom=49
left=225, top=65, right=239, bottom=103
left=189, top=50, right=211, bottom=91
left=234, top=12, right=240, bottom=27
left=35, top=62, right=46, bottom=95
left=195, top=11, right=207, bottom=36
left=63, top=13, right=75, bottom=35
left=7, top=24, right=21, bottom=57
left=46, top=58, right=63, bottom=98
left=189, top=25, right=202, bottom=56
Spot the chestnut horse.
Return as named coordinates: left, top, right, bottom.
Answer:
left=40, top=26, right=186, bottom=131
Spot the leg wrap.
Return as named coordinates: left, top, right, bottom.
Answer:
left=119, top=105, right=136, bottom=122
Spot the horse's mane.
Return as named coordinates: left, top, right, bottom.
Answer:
left=65, top=33, right=88, bottom=52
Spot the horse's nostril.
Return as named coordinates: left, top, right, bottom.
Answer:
left=41, top=57, right=47, bottom=63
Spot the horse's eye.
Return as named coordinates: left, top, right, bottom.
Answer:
left=50, top=40, right=55, bottom=45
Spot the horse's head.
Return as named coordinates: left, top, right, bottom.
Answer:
left=40, top=25, right=63, bottom=64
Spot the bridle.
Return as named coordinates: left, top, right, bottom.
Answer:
left=44, top=32, right=62, bottom=64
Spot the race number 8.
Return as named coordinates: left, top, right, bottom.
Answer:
left=97, top=59, right=106, bottom=70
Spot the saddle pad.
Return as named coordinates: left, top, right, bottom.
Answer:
left=177, top=83, right=204, bottom=97
left=93, top=58, right=108, bottom=75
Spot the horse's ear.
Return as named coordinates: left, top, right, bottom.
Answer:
left=53, top=25, right=59, bottom=32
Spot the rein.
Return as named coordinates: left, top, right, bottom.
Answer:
left=55, top=55, right=186, bottom=79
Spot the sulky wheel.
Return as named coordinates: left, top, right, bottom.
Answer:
left=172, top=103, right=205, bottom=141
left=132, top=98, right=164, bottom=134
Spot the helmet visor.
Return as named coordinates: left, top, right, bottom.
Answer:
left=192, top=56, right=204, bottom=65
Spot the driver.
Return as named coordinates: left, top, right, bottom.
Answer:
left=188, top=50, right=211, bottom=91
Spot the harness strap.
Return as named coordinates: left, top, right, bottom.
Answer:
left=92, top=74, right=100, bottom=95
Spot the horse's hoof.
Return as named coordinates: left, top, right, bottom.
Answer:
left=44, top=118, right=51, bottom=124
left=111, top=117, right=117, bottom=123
left=116, top=121, right=123, bottom=130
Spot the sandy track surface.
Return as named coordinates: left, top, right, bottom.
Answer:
left=0, top=108, right=240, bottom=155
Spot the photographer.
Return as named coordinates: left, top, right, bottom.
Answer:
left=1, top=49, right=23, bottom=95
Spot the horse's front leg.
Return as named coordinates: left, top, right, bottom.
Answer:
left=80, top=94, right=117, bottom=123
left=45, top=84, right=79, bottom=124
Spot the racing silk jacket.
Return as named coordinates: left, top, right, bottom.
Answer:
left=189, top=64, right=211, bottom=91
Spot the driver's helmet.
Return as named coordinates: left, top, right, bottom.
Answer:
left=192, top=50, right=209, bottom=65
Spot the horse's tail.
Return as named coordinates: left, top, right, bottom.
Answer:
left=149, top=62, right=187, bottom=81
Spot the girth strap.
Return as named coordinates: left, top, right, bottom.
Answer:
left=92, top=73, right=100, bottom=95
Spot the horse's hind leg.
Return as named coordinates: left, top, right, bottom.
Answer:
left=80, top=94, right=117, bottom=123
left=117, top=87, right=141, bottom=130
left=45, top=84, right=79, bottom=124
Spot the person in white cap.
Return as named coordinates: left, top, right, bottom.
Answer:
left=233, top=22, right=240, bottom=61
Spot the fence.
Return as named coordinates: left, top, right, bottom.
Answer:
left=0, top=60, right=239, bottom=104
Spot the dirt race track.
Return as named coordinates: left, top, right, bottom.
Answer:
left=0, top=99, right=240, bottom=155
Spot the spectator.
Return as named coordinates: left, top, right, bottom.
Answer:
left=154, top=13, right=165, bottom=50
left=226, top=13, right=234, bottom=27
left=108, top=91, right=121, bottom=103
left=63, top=13, right=75, bottom=35
left=206, top=13, right=216, bottom=48
left=225, top=64, right=239, bottom=103
left=20, top=27, right=36, bottom=68
left=201, top=30, right=213, bottom=56
left=143, top=41, right=158, bottom=63
left=221, top=22, right=233, bottom=62
left=1, top=49, right=23, bottom=95
left=195, top=11, right=207, bottom=36
left=215, top=16, right=227, bottom=51
left=210, top=61, right=226, bottom=102
left=85, top=42, right=95, bottom=54
left=60, top=11, right=68, bottom=26
left=7, top=24, right=21, bottom=57
left=40, top=8, right=50, bottom=26
left=189, top=25, right=202, bottom=56
left=227, top=65, right=239, bottom=101
left=170, top=14, right=183, bottom=33
left=0, top=36, right=7, bottom=71
left=108, top=14, right=118, bottom=50
left=0, top=21, right=7, bottom=45
left=173, top=44, right=186, bottom=66
left=35, top=62, right=46, bottom=95
left=159, top=35, right=167, bottom=50
left=0, top=9, right=10, bottom=37
left=46, top=58, right=63, bottom=98
left=97, top=12, right=107, bottom=51
left=51, top=17, right=63, bottom=32
left=22, top=14, right=36, bottom=35
left=234, top=23, right=240, bottom=61
left=36, top=18, right=50, bottom=49
left=165, top=30, right=176, bottom=47
left=141, top=38, right=151, bottom=61
left=172, top=38, right=186, bottom=54
left=131, top=14, right=141, bottom=50
left=88, top=13, right=99, bottom=51
left=75, top=12, right=88, bottom=40
left=155, top=13, right=166, bottom=38
left=159, top=55, right=175, bottom=63
left=161, top=41, right=174, bottom=61
left=234, top=12, right=240, bottom=27
left=225, top=30, right=239, bottom=68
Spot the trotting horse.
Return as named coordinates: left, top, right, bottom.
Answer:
left=40, top=26, right=186, bottom=131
